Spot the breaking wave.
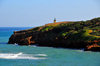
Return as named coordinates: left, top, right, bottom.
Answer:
left=0, top=52, right=47, bottom=60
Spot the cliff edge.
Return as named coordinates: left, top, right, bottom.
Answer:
left=8, top=17, right=100, bottom=51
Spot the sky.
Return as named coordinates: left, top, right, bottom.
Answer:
left=0, top=0, right=100, bottom=27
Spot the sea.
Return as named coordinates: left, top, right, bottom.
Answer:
left=0, top=27, right=100, bottom=66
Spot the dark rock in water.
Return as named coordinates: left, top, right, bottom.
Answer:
left=8, top=17, right=100, bottom=52
left=85, top=47, right=100, bottom=52
left=8, top=31, right=37, bottom=45
left=84, top=44, right=100, bottom=52
left=90, top=47, right=100, bottom=52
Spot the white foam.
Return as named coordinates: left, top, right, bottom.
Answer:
left=0, top=52, right=47, bottom=60
left=76, top=50, right=84, bottom=52
left=36, top=54, right=47, bottom=56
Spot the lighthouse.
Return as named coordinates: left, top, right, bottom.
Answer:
left=54, top=18, right=56, bottom=23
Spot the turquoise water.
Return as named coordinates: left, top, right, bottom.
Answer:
left=0, top=27, right=100, bottom=66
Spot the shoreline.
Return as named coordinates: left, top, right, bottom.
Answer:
left=8, top=17, right=100, bottom=52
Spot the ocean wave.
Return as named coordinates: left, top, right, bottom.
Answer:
left=0, top=52, right=47, bottom=60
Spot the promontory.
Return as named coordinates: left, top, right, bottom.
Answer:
left=8, top=17, right=100, bottom=51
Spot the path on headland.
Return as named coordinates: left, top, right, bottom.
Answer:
left=87, top=30, right=100, bottom=38
left=86, top=30, right=100, bottom=50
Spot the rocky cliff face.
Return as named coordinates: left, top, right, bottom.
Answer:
left=8, top=27, right=87, bottom=48
left=8, top=17, right=100, bottom=51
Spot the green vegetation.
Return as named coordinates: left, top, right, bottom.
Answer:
left=8, top=17, right=100, bottom=51
left=21, top=17, right=100, bottom=46
left=41, top=26, right=54, bottom=32
left=39, top=17, right=100, bottom=42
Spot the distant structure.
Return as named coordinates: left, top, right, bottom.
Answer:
left=54, top=18, right=56, bottom=23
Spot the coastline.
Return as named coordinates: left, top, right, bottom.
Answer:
left=8, top=17, right=100, bottom=52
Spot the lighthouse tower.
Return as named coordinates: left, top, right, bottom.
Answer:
left=54, top=18, right=56, bottom=23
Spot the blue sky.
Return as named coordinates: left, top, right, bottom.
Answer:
left=0, top=0, right=100, bottom=27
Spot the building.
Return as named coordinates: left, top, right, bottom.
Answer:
left=54, top=18, right=56, bottom=23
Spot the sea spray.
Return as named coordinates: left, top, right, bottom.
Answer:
left=0, top=52, right=47, bottom=59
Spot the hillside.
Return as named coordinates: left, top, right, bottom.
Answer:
left=8, top=17, right=100, bottom=51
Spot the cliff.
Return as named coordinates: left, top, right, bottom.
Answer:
left=8, top=17, right=100, bottom=51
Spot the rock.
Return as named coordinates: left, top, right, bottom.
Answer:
left=8, top=17, right=100, bottom=52
left=84, top=44, right=100, bottom=52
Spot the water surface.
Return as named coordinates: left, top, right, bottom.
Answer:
left=0, top=27, right=100, bottom=66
